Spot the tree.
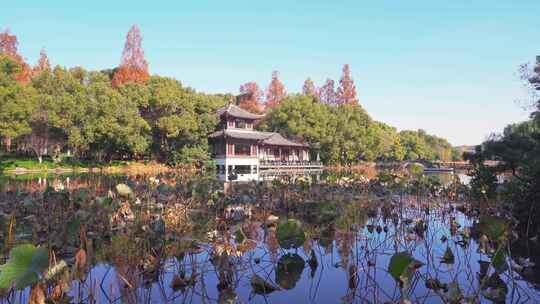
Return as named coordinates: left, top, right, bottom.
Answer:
left=0, top=29, right=18, bottom=58
left=265, top=70, right=286, bottom=109
left=0, top=55, right=35, bottom=151
left=0, top=29, right=31, bottom=84
left=470, top=57, right=540, bottom=236
left=22, top=66, right=83, bottom=162
left=328, top=104, right=374, bottom=163
left=85, top=74, right=150, bottom=161
left=112, top=25, right=149, bottom=88
left=318, top=78, right=336, bottom=104
left=336, top=64, right=358, bottom=105
left=261, top=95, right=377, bottom=164
left=118, top=75, right=225, bottom=165
left=398, top=131, right=426, bottom=160
left=398, top=129, right=456, bottom=161
left=31, top=49, right=50, bottom=77
left=519, top=57, right=540, bottom=117
left=261, top=95, right=330, bottom=144
left=238, top=82, right=264, bottom=113
left=302, top=78, right=316, bottom=97
left=372, top=122, right=405, bottom=161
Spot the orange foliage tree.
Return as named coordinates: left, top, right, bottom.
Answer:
left=112, top=25, right=149, bottom=88
left=31, top=48, right=50, bottom=77
left=0, top=28, right=31, bottom=84
left=336, top=64, right=358, bottom=105
left=302, top=78, right=316, bottom=97
left=265, top=70, right=286, bottom=109
left=318, top=78, right=336, bottom=104
left=238, top=82, right=264, bottom=113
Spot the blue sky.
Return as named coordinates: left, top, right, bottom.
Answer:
left=3, top=1, right=539, bottom=145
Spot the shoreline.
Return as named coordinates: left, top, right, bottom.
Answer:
left=0, top=161, right=175, bottom=176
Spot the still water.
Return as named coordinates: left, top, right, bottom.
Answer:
left=0, top=172, right=538, bottom=303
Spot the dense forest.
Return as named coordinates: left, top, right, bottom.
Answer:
left=0, top=25, right=459, bottom=167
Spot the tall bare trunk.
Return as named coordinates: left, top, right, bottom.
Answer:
left=4, top=137, right=12, bottom=152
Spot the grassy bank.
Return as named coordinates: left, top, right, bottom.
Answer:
left=0, top=154, right=126, bottom=172
left=0, top=153, right=178, bottom=176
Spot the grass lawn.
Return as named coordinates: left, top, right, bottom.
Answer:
left=0, top=153, right=128, bottom=172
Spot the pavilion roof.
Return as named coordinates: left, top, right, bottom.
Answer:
left=208, top=129, right=308, bottom=147
left=216, top=104, right=265, bottom=120
left=262, top=133, right=308, bottom=147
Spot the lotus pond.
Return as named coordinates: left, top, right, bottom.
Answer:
left=0, top=171, right=538, bottom=303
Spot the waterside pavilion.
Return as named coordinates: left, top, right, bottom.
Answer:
left=209, top=104, right=323, bottom=181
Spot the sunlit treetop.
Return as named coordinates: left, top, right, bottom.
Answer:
left=336, top=64, right=358, bottom=106
left=31, top=49, right=51, bottom=77
left=265, top=70, right=286, bottom=109
left=318, top=78, right=336, bottom=105
left=302, top=78, right=316, bottom=97
left=112, top=24, right=150, bottom=88
left=239, top=82, right=264, bottom=113
left=0, top=28, right=31, bottom=84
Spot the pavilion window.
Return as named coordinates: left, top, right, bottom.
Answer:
left=234, top=144, right=251, bottom=156
left=228, top=120, right=235, bottom=128
left=235, top=165, right=251, bottom=174
left=227, top=144, right=234, bottom=155
left=235, top=119, right=246, bottom=129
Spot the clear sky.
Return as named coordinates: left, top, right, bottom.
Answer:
left=2, top=1, right=539, bottom=145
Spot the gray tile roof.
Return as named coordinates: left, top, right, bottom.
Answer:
left=262, top=133, right=308, bottom=147
left=216, top=104, right=265, bottom=120
left=209, top=129, right=308, bottom=147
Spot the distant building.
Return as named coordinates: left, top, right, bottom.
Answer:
left=209, top=104, right=322, bottom=181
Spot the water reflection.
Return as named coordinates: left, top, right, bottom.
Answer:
left=0, top=172, right=538, bottom=303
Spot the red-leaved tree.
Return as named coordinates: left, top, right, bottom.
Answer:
left=112, top=25, right=150, bottom=88
left=239, top=82, right=264, bottom=113
left=32, top=48, right=50, bottom=77
left=318, top=78, right=336, bottom=104
left=0, top=28, right=31, bottom=84
left=265, top=70, right=286, bottom=109
left=302, top=78, right=316, bottom=97
left=336, top=64, right=358, bottom=105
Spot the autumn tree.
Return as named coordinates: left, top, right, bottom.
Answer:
left=112, top=25, right=150, bottom=88
left=238, top=82, right=264, bottom=113
left=0, top=29, right=31, bottom=84
left=265, top=70, right=286, bottom=109
left=336, top=64, right=358, bottom=105
left=318, top=78, right=336, bottom=104
left=302, top=78, right=316, bottom=97
left=31, top=48, right=50, bottom=77
left=0, top=55, right=35, bottom=151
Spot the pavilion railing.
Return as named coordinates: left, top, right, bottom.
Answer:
left=259, top=160, right=323, bottom=167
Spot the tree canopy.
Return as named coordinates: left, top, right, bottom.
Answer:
left=260, top=95, right=457, bottom=164
left=0, top=26, right=459, bottom=167
left=0, top=54, right=225, bottom=165
left=468, top=56, right=540, bottom=235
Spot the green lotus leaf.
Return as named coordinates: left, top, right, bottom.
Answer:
left=0, top=244, right=49, bottom=290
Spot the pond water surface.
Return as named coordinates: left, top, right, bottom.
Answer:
left=0, top=172, right=538, bottom=303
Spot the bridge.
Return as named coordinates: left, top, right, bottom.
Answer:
left=377, top=160, right=502, bottom=172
